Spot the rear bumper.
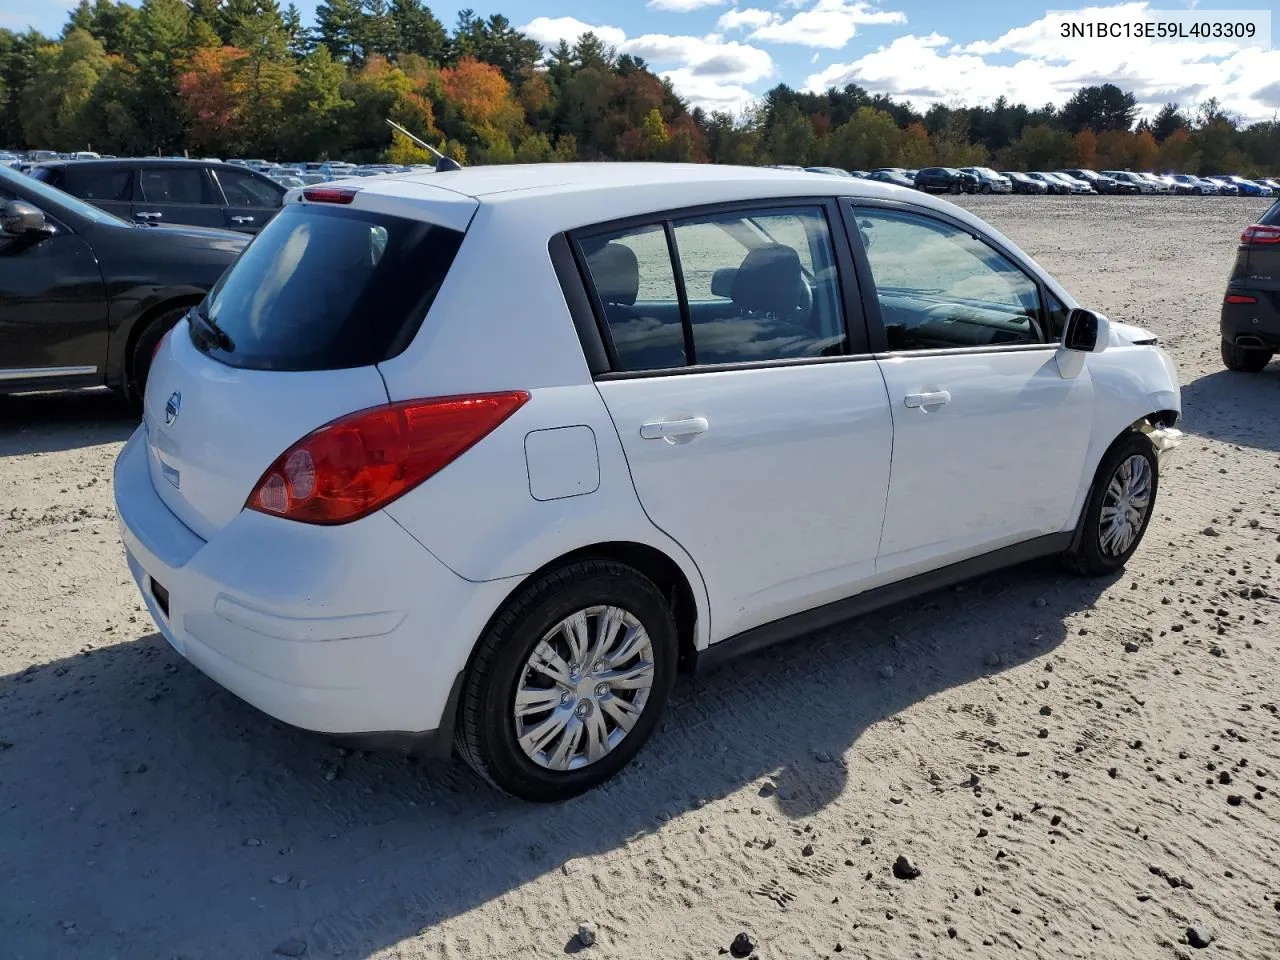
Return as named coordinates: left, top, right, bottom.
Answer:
left=1221, top=291, right=1280, bottom=348
left=113, top=428, right=519, bottom=751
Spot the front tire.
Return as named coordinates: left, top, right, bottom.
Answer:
left=1063, top=433, right=1158, bottom=577
left=1221, top=338, right=1273, bottom=372
left=948, top=182, right=962, bottom=194
left=979, top=184, right=992, bottom=194
left=456, top=560, right=678, bottom=802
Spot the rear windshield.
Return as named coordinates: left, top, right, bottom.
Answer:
left=1262, top=200, right=1280, bottom=226
left=191, top=203, right=464, bottom=371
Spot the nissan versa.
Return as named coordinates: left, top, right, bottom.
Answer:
left=114, top=164, right=1183, bottom=801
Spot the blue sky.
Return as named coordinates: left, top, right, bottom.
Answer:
left=12, top=0, right=1280, bottom=122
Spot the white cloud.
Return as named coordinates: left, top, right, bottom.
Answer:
left=622, top=34, right=774, bottom=83
left=716, top=8, right=776, bottom=32
left=739, top=0, right=908, bottom=50
left=646, top=0, right=730, bottom=10
left=520, top=17, right=627, bottom=50
left=519, top=18, right=774, bottom=114
left=805, top=11, right=1280, bottom=125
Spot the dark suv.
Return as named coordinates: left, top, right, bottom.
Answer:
left=913, top=167, right=978, bottom=194
left=1061, top=169, right=1130, bottom=194
left=0, top=164, right=247, bottom=400
left=30, top=158, right=285, bottom=235
left=1221, top=200, right=1280, bottom=372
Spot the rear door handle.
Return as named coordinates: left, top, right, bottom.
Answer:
left=904, top=390, right=951, bottom=408
left=640, top=417, right=709, bottom=440
left=230, top=215, right=255, bottom=224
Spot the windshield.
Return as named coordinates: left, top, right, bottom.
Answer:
left=4, top=165, right=128, bottom=226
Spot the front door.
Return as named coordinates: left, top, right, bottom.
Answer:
left=848, top=202, right=1094, bottom=578
left=0, top=188, right=107, bottom=386
left=580, top=201, right=894, bottom=641
left=132, top=165, right=224, bottom=229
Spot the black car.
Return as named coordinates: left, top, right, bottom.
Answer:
left=1221, top=199, right=1280, bottom=372
left=1061, top=168, right=1130, bottom=194
left=30, top=158, right=285, bottom=235
left=865, top=168, right=915, bottom=188
left=0, top=165, right=248, bottom=400
left=913, top=166, right=978, bottom=194
left=1003, top=172, right=1049, bottom=195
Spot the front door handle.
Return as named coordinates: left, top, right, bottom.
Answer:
left=230, top=215, right=255, bottom=224
left=135, top=211, right=162, bottom=220
left=640, top=417, right=709, bottom=440
left=904, top=390, right=951, bottom=408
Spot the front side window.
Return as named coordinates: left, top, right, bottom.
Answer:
left=854, top=208, right=1047, bottom=350
left=579, top=204, right=848, bottom=372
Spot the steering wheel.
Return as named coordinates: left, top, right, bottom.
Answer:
left=793, top=275, right=814, bottom=321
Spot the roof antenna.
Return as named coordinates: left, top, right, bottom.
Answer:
left=385, top=118, right=462, bottom=173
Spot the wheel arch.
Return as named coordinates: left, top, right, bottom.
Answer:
left=105, top=288, right=205, bottom=393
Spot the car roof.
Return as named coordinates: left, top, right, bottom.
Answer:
left=34, top=157, right=263, bottom=172
left=305, top=162, right=965, bottom=234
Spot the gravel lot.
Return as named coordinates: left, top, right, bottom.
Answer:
left=3, top=195, right=1279, bottom=960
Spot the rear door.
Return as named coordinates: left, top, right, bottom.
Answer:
left=210, top=166, right=285, bottom=234
left=580, top=200, right=894, bottom=641
left=847, top=200, right=1093, bottom=579
left=133, top=165, right=223, bottom=229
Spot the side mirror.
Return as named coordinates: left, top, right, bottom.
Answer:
left=1, top=200, right=53, bottom=237
left=1063, top=307, right=1110, bottom=353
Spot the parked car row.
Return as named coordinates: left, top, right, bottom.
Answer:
left=795, top=164, right=1278, bottom=198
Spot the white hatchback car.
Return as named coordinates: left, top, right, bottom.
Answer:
left=114, top=164, right=1182, bottom=801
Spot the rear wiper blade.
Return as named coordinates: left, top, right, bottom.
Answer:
left=189, top=304, right=235, bottom=352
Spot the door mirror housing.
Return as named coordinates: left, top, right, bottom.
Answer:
left=1, top=200, right=54, bottom=237
left=1063, top=307, right=1110, bottom=353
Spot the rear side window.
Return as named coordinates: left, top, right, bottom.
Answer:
left=192, top=204, right=464, bottom=371
left=60, top=166, right=133, bottom=202
left=578, top=204, right=848, bottom=371
left=217, top=169, right=284, bottom=208
left=140, top=168, right=213, bottom=205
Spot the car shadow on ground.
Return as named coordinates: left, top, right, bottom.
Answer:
left=1178, top=366, right=1280, bottom=453
left=0, top=562, right=1110, bottom=959
left=0, top=389, right=137, bottom=457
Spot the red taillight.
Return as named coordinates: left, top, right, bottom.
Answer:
left=1241, top=224, right=1280, bottom=244
left=246, top=392, right=530, bottom=524
left=302, top=186, right=359, bottom=204
left=1225, top=294, right=1258, bottom=304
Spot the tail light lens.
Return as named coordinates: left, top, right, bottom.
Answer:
left=1241, top=224, right=1280, bottom=244
left=302, top=186, right=359, bottom=204
left=1225, top=294, right=1258, bottom=304
left=247, top=392, right=530, bottom=524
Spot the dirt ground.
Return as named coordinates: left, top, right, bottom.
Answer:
left=3, top=195, right=1280, bottom=960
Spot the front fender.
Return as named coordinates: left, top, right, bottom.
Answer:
left=1064, top=344, right=1181, bottom=528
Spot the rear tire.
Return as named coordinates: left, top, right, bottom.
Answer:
left=1221, top=338, right=1273, bottom=373
left=1063, top=432, right=1158, bottom=577
left=456, top=560, right=678, bottom=802
left=126, top=305, right=191, bottom=407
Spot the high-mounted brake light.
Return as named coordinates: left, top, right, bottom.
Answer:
left=247, top=392, right=530, bottom=524
left=1225, top=294, right=1258, bottom=304
left=302, top=186, right=359, bottom=204
left=1241, top=224, right=1280, bottom=245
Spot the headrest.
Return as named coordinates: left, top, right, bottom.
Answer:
left=586, top=242, right=639, bottom=307
left=731, top=243, right=802, bottom=318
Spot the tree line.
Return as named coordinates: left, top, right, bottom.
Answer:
left=1, top=0, right=1276, bottom=175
